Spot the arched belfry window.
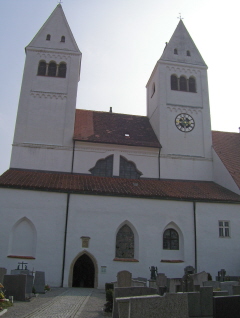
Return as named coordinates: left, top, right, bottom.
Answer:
left=46, top=34, right=51, bottom=41
left=171, top=75, right=178, bottom=90
left=187, top=50, right=191, bottom=56
left=119, top=156, right=142, bottom=179
left=61, top=36, right=65, bottom=42
left=163, top=228, right=179, bottom=250
left=58, top=62, right=67, bottom=78
left=116, top=224, right=134, bottom=258
left=189, top=76, right=196, bottom=92
left=89, top=155, right=113, bottom=177
left=179, top=76, right=187, bottom=91
left=37, top=61, right=47, bottom=76
left=48, top=61, right=57, bottom=77
left=174, top=48, right=178, bottom=55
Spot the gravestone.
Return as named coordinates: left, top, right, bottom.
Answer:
left=213, top=295, right=240, bottom=318
left=34, top=271, right=45, bottom=293
left=191, top=271, right=208, bottom=287
left=187, top=292, right=201, bottom=317
left=184, top=265, right=195, bottom=275
left=117, top=270, right=132, bottom=287
left=181, top=274, right=194, bottom=292
left=200, top=286, right=213, bottom=317
left=217, top=269, right=226, bottom=282
left=113, top=287, right=157, bottom=318
left=203, top=280, right=220, bottom=289
left=156, top=273, right=167, bottom=287
left=116, top=293, right=189, bottom=318
left=232, top=285, right=240, bottom=295
left=167, top=278, right=181, bottom=293
left=3, top=275, right=27, bottom=301
left=220, top=281, right=238, bottom=295
left=149, top=266, right=158, bottom=280
left=11, top=269, right=30, bottom=275
left=0, top=268, right=7, bottom=283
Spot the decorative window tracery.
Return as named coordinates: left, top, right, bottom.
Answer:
left=119, top=156, right=142, bottom=179
left=89, top=155, right=113, bottom=177
left=163, top=228, right=179, bottom=250
left=116, top=224, right=134, bottom=258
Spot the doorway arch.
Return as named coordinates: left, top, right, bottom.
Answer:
left=69, top=251, right=98, bottom=288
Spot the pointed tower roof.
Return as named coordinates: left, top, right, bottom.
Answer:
left=27, top=4, right=80, bottom=53
left=160, top=20, right=206, bottom=67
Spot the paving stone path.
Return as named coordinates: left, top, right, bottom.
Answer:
left=3, top=288, right=106, bottom=318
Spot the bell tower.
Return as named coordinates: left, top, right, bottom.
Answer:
left=10, top=4, right=81, bottom=172
left=146, top=20, right=213, bottom=181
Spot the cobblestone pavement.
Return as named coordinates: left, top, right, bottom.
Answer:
left=3, top=288, right=107, bottom=318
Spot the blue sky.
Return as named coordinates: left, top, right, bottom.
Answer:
left=0, top=0, right=239, bottom=174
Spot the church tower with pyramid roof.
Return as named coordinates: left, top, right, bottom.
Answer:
left=11, top=4, right=82, bottom=173
left=146, top=20, right=213, bottom=181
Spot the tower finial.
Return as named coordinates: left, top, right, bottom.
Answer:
left=178, top=13, right=183, bottom=20
left=58, top=0, right=63, bottom=4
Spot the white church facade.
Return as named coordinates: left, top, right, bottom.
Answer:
left=1, top=5, right=240, bottom=289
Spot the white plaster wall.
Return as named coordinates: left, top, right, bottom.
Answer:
left=196, top=202, right=240, bottom=278
left=160, top=156, right=213, bottom=181
left=10, top=145, right=73, bottom=172
left=64, top=194, right=195, bottom=288
left=212, top=149, right=240, bottom=195
left=73, top=142, right=159, bottom=178
left=0, top=188, right=67, bottom=287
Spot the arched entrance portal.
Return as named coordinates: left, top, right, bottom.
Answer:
left=72, top=254, right=95, bottom=287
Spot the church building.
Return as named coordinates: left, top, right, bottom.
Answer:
left=1, top=4, right=240, bottom=289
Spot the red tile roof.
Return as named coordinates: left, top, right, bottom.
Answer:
left=0, top=169, right=240, bottom=202
left=212, top=131, right=240, bottom=189
left=74, top=109, right=161, bottom=148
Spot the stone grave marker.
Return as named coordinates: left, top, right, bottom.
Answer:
left=0, top=268, right=7, bottom=283
left=187, top=292, right=201, bottom=317
left=200, top=286, right=213, bottom=317
left=191, top=271, right=208, bottom=287
left=203, top=280, right=220, bottom=289
left=220, top=281, right=238, bottom=295
left=156, top=273, right=167, bottom=287
left=3, top=274, right=27, bottom=301
left=213, top=295, right=240, bottom=318
left=181, top=273, right=194, bottom=292
left=117, top=270, right=132, bottom=287
left=34, top=271, right=45, bottom=293
left=184, top=265, right=195, bottom=275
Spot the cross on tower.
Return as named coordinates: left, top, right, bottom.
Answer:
left=178, top=13, right=184, bottom=20
left=58, top=0, right=63, bottom=4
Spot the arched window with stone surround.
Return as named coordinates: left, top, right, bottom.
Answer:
left=163, top=228, right=179, bottom=250
left=116, top=224, right=134, bottom=258
left=179, top=76, right=187, bottom=91
left=171, top=75, right=178, bottom=90
left=189, top=76, right=196, bottom=92
left=37, top=61, right=47, bottom=76
left=48, top=61, right=57, bottom=77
